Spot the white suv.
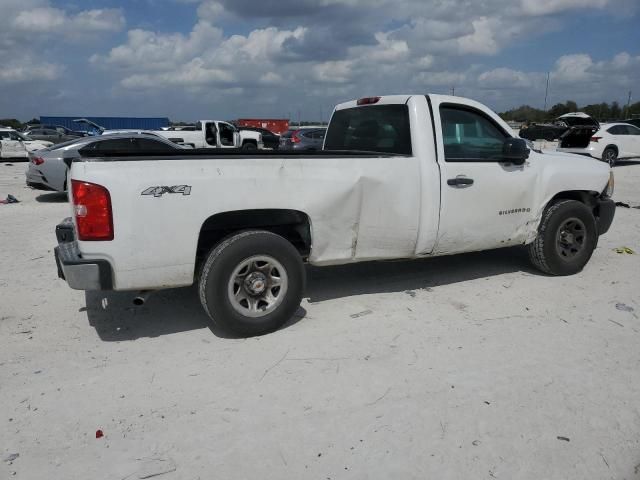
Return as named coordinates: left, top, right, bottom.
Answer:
left=558, top=122, right=640, bottom=166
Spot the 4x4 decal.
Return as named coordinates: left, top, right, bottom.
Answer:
left=141, top=185, right=192, bottom=197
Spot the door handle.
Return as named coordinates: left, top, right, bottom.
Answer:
left=447, top=176, right=474, bottom=187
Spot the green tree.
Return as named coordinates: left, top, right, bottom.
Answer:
left=565, top=100, right=578, bottom=113
left=548, top=103, right=570, bottom=118
left=610, top=101, right=621, bottom=120
left=0, top=118, right=23, bottom=130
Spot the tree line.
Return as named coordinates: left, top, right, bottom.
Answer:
left=499, top=100, right=640, bottom=123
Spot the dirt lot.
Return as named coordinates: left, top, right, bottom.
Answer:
left=2, top=159, right=640, bottom=480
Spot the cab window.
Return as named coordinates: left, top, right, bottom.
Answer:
left=440, top=106, right=508, bottom=162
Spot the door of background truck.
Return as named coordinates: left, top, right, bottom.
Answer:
left=428, top=96, right=538, bottom=254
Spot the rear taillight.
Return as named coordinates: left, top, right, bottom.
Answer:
left=291, top=131, right=301, bottom=143
left=591, top=136, right=601, bottom=143
left=71, top=180, right=113, bottom=241
left=32, top=157, right=44, bottom=165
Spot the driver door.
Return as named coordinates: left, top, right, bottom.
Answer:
left=432, top=102, right=538, bottom=254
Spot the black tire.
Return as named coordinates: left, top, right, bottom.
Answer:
left=527, top=200, right=597, bottom=275
left=602, top=147, right=617, bottom=167
left=198, top=230, right=305, bottom=336
left=242, top=142, right=257, bottom=151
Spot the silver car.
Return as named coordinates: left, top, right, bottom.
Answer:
left=25, top=133, right=187, bottom=192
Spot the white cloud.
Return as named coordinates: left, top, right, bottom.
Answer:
left=121, top=58, right=234, bottom=89
left=520, top=0, right=610, bottom=16
left=312, top=60, right=354, bottom=84
left=0, top=59, right=62, bottom=84
left=12, top=7, right=124, bottom=33
left=93, top=21, right=222, bottom=70
left=478, top=67, right=536, bottom=89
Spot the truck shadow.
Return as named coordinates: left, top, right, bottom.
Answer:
left=84, top=286, right=306, bottom=341
left=306, top=246, right=535, bottom=303
left=85, top=246, right=534, bottom=341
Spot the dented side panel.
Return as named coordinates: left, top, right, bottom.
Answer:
left=73, top=154, right=423, bottom=289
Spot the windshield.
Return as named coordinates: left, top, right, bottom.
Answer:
left=324, top=104, right=412, bottom=154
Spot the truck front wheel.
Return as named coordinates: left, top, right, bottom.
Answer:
left=198, top=230, right=305, bottom=336
left=527, top=200, right=597, bottom=275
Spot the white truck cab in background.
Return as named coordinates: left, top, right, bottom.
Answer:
left=0, top=127, right=53, bottom=158
left=155, top=120, right=263, bottom=150
left=55, top=94, right=615, bottom=336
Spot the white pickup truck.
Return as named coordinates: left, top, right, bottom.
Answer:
left=154, top=120, right=263, bottom=150
left=55, top=94, right=615, bottom=336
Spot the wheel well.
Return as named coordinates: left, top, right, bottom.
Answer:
left=603, top=145, right=618, bottom=154
left=548, top=190, right=601, bottom=216
left=196, top=209, right=311, bottom=269
left=242, top=139, right=257, bottom=145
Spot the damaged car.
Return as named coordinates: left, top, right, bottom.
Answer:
left=519, top=112, right=599, bottom=141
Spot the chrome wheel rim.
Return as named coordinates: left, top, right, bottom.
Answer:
left=604, top=150, right=616, bottom=165
left=555, top=217, right=586, bottom=259
left=227, top=255, right=288, bottom=318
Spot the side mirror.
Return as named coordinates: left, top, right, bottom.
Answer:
left=502, top=138, right=530, bottom=165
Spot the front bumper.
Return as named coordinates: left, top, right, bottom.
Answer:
left=596, top=197, right=615, bottom=235
left=55, top=218, right=113, bottom=290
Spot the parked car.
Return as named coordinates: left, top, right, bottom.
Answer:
left=23, top=125, right=84, bottom=144
left=1, top=128, right=53, bottom=159
left=519, top=112, right=598, bottom=141
left=26, top=133, right=188, bottom=192
left=239, top=126, right=280, bottom=149
left=279, top=128, right=326, bottom=151
left=622, top=118, right=640, bottom=129
left=557, top=122, right=640, bottom=166
left=54, top=94, right=614, bottom=336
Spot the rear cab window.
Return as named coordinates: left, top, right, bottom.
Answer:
left=324, top=104, right=412, bottom=154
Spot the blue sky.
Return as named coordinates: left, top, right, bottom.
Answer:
left=1, top=0, right=639, bottom=121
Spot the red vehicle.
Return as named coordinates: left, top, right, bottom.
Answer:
left=236, top=119, right=289, bottom=135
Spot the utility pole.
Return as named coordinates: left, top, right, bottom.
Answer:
left=543, top=72, right=550, bottom=112
left=625, top=91, right=632, bottom=118
left=451, top=86, right=455, bottom=96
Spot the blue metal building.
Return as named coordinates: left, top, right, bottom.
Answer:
left=40, top=116, right=170, bottom=133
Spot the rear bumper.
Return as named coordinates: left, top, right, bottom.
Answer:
left=596, top=197, right=615, bottom=235
left=55, top=218, right=113, bottom=290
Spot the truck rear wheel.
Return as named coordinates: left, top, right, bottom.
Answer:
left=527, top=200, right=597, bottom=275
left=198, top=230, right=305, bottom=336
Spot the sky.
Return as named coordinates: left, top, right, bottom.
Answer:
left=0, top=0, right=639, bottom=122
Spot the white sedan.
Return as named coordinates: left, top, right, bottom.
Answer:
left=0, top=128, right=53, bottom=159
left=557, top=122, right=640, bottom=166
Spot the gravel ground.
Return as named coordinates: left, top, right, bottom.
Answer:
left=1, top=159, right=639, bottom=480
